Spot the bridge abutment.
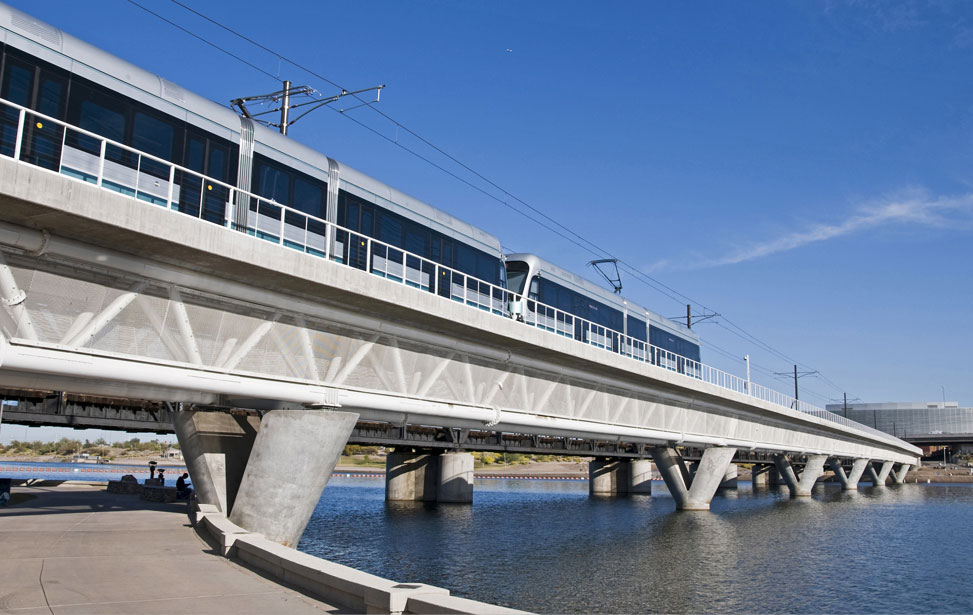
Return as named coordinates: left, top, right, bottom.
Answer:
left=228, top=409, right=358, bottom=547
left=652, top=446, right=735, bottom=510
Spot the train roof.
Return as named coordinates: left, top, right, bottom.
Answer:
left=506, top=253, right=699, bottom=342
left=0, top=2, right=501, bottom=255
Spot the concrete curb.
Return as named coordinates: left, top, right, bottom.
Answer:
left=195, top=506, right=528, bottom=615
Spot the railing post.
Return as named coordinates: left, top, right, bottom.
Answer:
left=96, top=139, right=107, bottom=187
left=323, top=222, right=332, bottom=261
left=167, top=164, right=176, bottom=210
left=278, top=207, right=285, bottom=244
left=135, top=154, right=143, bottom=200
left=198, top=179, right=205, bottom=219
left=366, top=238, right=372, bottom=272
left=226, top=189, right=236, bottom=227
left=12, top=108, right=25, bottom=161
left=57, top=123, right=68, bottom=174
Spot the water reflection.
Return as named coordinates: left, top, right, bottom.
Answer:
left=299, top=479, right=973, bottom=614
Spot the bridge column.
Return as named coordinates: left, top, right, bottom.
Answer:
left=438, top=451, right=474, bottom=503
left=589, top=458, right=631, bottom=496
left=866, top=461, right=894, bottom=487
left=891, top=463, right=912, bottom=484
left=828, top=457, right=869, bottom=490
left=172, top=409, right=260, bottom=514
left=751, top=464, right=771, bottom=489
left=629, top=459, right=653, bottom=495
left=386, top=449, right=440, bottom=502
left=773, top=454, right=826, bottom=497
left=228, top=409, right=358, bottom=547
left=720, top=463, right=738, bottom=490
left=652, top=446, right=736, bottom=510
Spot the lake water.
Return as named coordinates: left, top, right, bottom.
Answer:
left=299, top=477, right=973, bottom=613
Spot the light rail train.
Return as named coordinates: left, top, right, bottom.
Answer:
left=505, top=254, right=700, bottom=371
left=0, top=2, right=701, bottom=371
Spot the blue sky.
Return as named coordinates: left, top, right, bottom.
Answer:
left=4, top=0, right=973, bottom=424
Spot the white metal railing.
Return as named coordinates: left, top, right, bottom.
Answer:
left=0, top=98, right=898, bottom=445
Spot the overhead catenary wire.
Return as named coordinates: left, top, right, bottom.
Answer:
left=131, top=0, right=851, bottom=402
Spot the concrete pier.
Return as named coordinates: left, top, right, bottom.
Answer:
left=588, top=459, right=652, bottom=496
left=773, top=454, right=826, bottom=497
left=892, top=463, right=912, bottom=484
left=629, top=459, right=654, bottom=495
left=829, top=457, right=870, bottom=491
left=386, top=450, right=474, bottom=503
left=652, top=446, right=736, bottom=510
left=866, top=460, right=894, bottom=487
left=438, top=452, right=474, bottom=503
left=386, top=450, right=440, bottom=502
left=751, top=464, right=771, bottom=489
left=172, top=410, right=260, bottom=513
left=719, top=463, right=738, bottom=490
left=589, top=458, right=629, bottom=496
left=228, top=409, right=358, bottom=547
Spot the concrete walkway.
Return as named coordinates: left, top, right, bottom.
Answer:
left=0, top=484, right=347, bottom=614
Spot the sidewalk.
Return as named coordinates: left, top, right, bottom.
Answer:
left=0, top=484, right=347, bottom=614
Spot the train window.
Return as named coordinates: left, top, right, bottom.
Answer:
left=1, top=61, right=31, bottom=106
left=627, top=316, right=647, bottom=341
left=361, top=206, right=374, bottom=237
left=37, top=76, right=65, bottom=117
left=132, top=112, right=174, bottom=160
left=455, top=244, right=476, bottom=276
left=79, top=99, right=125, bottom=143
left=505, top=261, right=529, bottom=295
left=294, top=177, right=324, bottom=218
left=208, top=143, right=229, bottom=181
left=477, top=253, right=497, bottom=284
left=255, top=161, right=289, bottom=204
left=405, top=223, right=428, bottom=257
left=186, top=137, right=204, bottom=172
left=377, top=211, right=402, bottom=245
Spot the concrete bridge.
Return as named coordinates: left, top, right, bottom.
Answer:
left=0, top=114, right=921, bottom=547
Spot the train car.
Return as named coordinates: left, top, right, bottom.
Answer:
left=0, top=3, right=505, bottom=310
left=505, top=253, right=701, bottom=371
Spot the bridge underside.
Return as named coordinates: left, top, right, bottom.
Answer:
left=0, top=238, right=915, bottom=467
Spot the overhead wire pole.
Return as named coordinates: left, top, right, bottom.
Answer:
left=774, top=365, right=818, bottom=401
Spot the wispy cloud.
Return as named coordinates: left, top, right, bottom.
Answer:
left=644, top=189, right=973, bottom=273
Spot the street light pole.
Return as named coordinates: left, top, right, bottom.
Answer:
left=744, top=354, right=751, bottom=394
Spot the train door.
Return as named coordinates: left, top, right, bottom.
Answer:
left=180, top=132, right=233, bottom=225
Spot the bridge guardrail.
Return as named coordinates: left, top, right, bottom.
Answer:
left=0, top=99, right=899, bottom=447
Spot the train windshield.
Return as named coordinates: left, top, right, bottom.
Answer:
left=505, top=261, right=530, bottom=295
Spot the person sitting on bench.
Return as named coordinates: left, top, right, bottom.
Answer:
left=176, top=472, right=193, bottom=499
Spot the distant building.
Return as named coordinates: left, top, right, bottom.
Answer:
left=825, top=401, right=973, bottom=458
